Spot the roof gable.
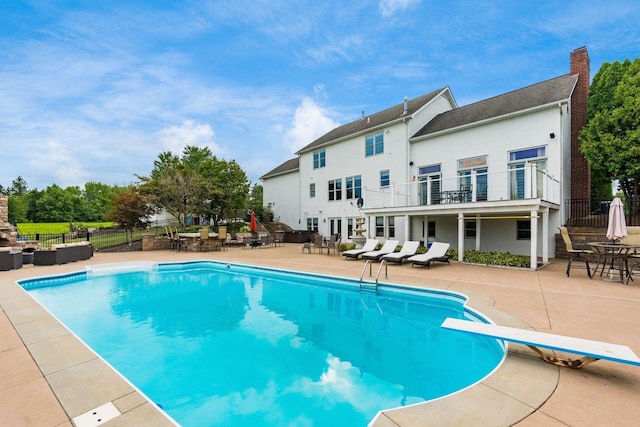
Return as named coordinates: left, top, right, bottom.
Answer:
left=413, top=74, right=578, bottom=138
left=260, top=157, right=299, bottom=180
left=297, top=88, right=449, bottom=154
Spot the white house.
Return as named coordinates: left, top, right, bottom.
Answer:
left=262, top=47, right=591, bottom=269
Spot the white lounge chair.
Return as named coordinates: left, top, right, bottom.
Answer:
left=442, top=317, right=640, bottom=368
left=407, top=242, right=450, bottom=268
left=361, top=240, right=400, bottom=262
left=381, top=241, right=421, bottom=264
left=342, top=239, right=379, bottom=259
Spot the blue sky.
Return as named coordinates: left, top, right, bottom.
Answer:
left=1, top=0, right=639, bottom=191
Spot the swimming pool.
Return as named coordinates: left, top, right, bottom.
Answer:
left=21, top=261, right=504, bottom=426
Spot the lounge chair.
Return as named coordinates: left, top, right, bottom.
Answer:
left=407, top=242, right=451, bottom=268
left=342, top=239, right=379, bottom=259
left=361, top=240, right=400, bottom=262
left=381, top=241, right=420, bottom=264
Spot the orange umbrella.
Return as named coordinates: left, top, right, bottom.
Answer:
left=250, top=211, right=257, bottom=232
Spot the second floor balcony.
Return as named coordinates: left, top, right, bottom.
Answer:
left=363, top=164, right=560, bottom=211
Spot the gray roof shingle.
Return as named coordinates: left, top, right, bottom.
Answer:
left=296, top=88, right=449, bottom=154
left=260, top=157, right=299, bottom=180
left=413, top=74, right=578, bottom=138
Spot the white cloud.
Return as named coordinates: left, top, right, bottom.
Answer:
left=379, top=0, right=421, bottom=17
left=283, top=98, right=339, bottom=153
left=156, top=120, right=219, bottom=155
left=27, top=140, right=90, bottom=188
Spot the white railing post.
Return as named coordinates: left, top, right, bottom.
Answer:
left=524, top=163, right=537, bottom=199
left=471, top=170, right=477, bottom=202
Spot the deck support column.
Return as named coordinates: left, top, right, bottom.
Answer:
left=458, top=213, right=464, bottom=262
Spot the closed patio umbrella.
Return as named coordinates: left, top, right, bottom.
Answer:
left=606, top=197, right=627, bottom=242
left=250, top=210, right=258, bottom=232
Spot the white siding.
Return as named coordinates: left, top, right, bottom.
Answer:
left=263, top=171, right=300, bottom=229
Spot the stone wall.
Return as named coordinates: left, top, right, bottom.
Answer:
left=142, top=234, right=171, bottom=251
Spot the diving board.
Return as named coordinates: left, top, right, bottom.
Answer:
left=442, top=318, right=640, bottom=369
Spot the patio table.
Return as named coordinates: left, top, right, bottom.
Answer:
left=587, top=242, right=640, bottom=283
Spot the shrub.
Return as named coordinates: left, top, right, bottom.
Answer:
left=339, top=243, right=355, bottom=252
left=447, top=248, right=531, bottom=268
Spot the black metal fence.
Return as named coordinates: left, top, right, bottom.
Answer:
left=565, top=198, right=640, bottom=227
left=18, top=226, right=167, bottom=251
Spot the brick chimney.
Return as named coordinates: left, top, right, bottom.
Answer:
left=570, top=46, right=590, bottom=200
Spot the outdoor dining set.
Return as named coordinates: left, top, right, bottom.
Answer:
left=562, top=197, right=640, bottom=284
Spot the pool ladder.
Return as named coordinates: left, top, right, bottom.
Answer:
left=360, top=259, right=387, bottom=292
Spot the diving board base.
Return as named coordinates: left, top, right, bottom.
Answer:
left=442, top=318, right=640, bottom=369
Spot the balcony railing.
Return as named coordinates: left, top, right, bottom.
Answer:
left=363, top=165, right=560, bottom=209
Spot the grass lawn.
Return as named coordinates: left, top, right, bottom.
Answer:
left=17, top=222, right=116, bottom=234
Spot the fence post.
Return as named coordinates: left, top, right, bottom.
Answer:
left=62, top=233, right=66, bottom=244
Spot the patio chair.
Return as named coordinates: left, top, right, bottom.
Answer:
left=326, top=234, right=339, bottom=255
left=241, top=235, right=253, bottom=249
left=342, top=239, right=379, bottom=259
left=559, top=227, right=593, bottom=278
left=198, top=227, right=210, bottom=251
left=313, top=234, right=326, bottom=254
left=167, top=227, right=184, bottom=251
left=361, top=240, right=400, bottom=262
left=381, top=241, right=421, bottom=264
left=407, top=242, right=451, bottom=268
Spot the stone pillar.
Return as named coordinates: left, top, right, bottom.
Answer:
left=0, top=196, right=8, bottom=223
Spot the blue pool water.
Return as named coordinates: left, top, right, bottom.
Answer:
left=21, top=261, right=504, bottom=426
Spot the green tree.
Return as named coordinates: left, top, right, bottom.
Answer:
left=83, top=182, right=120, bottom=221
left=6, top=176, right=30, bottom=223
left=9, top=176, right=29, bottom=196
left=34, top=184, right=76, bottom=222
left=138, top=146, right=250, bottom=228
left=580, top=58, right=640, bottom=210
left=248, top=184, right=264, bottom=221
left=106, top=187, right=155, bottom=244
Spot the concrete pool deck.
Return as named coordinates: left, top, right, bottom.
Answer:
left=1, top=245, right=639, bottom=426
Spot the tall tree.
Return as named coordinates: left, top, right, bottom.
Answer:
left=580, top=58, right=640, bottom=209
left=6, top=176, right=30, bottom=223
left=138, top=146, right=250, bottom=228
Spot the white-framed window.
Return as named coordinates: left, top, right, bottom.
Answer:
left=365, top=132, right=384, bottom=157
left=375, top=216, right=384, bottom=237
left=306, top=217, right=319, bottom=232
left=418, top=164, right=441, bottom=205
left=313, top=150, right=326, bottom=169
left=380, top=170, right=390, bottom=187
left=347, top=218, right=354, bottom=239
left=345, top=175, right=362, bottom=199
left=458, top=155, right=488, bottom=202
left=388, top=216, right=395, bottom=238
left=309, top=183, right=315, bottom=198
left=509, top=146, right=546, bottom=199
left=328, top=178, right=342, bottom=201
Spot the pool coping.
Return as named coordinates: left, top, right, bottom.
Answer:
left=3, top=260, right=558, bottom=426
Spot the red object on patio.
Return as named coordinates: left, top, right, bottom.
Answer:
left=250, top=211, right=257, bottom=232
